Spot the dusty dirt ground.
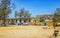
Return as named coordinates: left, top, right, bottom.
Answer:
left=0, top=25, right=60, bottom=38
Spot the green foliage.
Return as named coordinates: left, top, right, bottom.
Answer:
left=0, top=0, right=15, bottom=26
left=53, top=8, right=60, bottom=28
left=15, top=11, right=17, bottom=18
left=32, top=16, right=40, bottom=23
left=16, top=8, right=31, bottom=18
left=53, top=8, right=60, bottom=22
left=19, top=8, right=25, bottom=17
left=24, top=11, right=31, bottom=18
left=0, top=0, right=14, bottom=18
left=0, top=0, right=10, bottom=18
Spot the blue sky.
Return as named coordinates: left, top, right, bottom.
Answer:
left=9, top=0, right=60, bottom=18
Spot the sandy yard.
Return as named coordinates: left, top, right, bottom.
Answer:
left=0, top=25, right=60, bottom=38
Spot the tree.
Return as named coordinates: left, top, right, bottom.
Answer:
left=15, top=11, right=17, bottom=23
left=15, top=11, right=17, bottom=18
left=53, top=8, right=60, bottom=29
left=32, top=16, right=40, bottom=25
left=24, top=11, right=31, bottom=18
left=19, top=8, right=25, bottom=18
left=17, top=8, right=31, bottom=18
left=0, top=0, right=14, bottom=26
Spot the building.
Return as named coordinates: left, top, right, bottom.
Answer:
left=36, top=14, right=53, bottom=22
left=0, top=17, right=31, bottom=25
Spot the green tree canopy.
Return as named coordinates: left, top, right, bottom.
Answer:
left=0, top=0, right=15, bottom=26
left=0, top=0, right=12, bottom=18
left=53, top=8, right=60, bottom=29
left=53, top=8, right=60, bottom=22
left=16, top=8, right=31, bottom=18
left=15, top=11, right=17, bottom=18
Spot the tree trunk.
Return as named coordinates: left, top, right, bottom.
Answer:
left=4, top=12, right=6, bottom=26
left=3, top=8, right=6, bottom=26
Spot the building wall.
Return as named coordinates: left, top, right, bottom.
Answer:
left=37, top=14, right=53, bottom=22
left=0, top=18, right=31, bottom=24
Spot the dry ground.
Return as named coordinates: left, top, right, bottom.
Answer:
left=0, top=25, right=60, bottom=38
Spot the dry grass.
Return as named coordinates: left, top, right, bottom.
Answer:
left=0, top=25, right=60, bottom=38
left=31, top=22, right=53, bottom=26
